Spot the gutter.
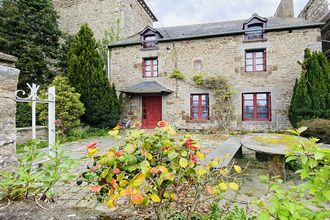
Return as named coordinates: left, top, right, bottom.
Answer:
left=108, top=22, right=324, bottom=49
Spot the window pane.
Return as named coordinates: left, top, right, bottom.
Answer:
left=246, top=52, right=253, bottom=59
left=244, top=100, right=253, bottom=106
left=256, top=58, right=264, bottom=65
left=257, top=106, right=268, bottom=112
left=153, top=60, right=158, bottom=65
left=246, top=65, right=253, bottom=72
left=257, top=100, right=267, bottom=106
left=145, top=66, right=151, bottom=71
left=244, top=113, right=254, bottom=119
left=257, top=113, right=268, bottom=118
left=256, top=65, right=264, bottom=71
left=243, top=94, right=253, bottom=100
left=153, top=71, right=158, bottom=76
left=192, top=112, right=199, bottom=119
left=145, top=60, right=151, bottom=65
left=256, top=52, right=263, bottom=58
left=246, top=59, right=253, bottom=65
left=257, top=93, right=267, bottom=100
left=192, top=95, right=199, bottom=101
left=145, top=71, right=151, bottom=77
left=192, top=107, right=199, bottom=112
left=244, top=106, right=254, bottom=113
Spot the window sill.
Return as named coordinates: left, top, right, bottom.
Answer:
left=187, top=119, right=210, bottom=123
left=141, top=47, right=159, bottom=51
left=243, top=38, right=268, bottom=43
left=243, top=119, right=271, bottom=122
left=244, top=70, right=267, bottom=74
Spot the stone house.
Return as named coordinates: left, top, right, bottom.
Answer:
left=108, top=0, right=323, bottom=131
left=53, top=0, right=157, bottom=39
left=298, top=0, right=330, bottom=60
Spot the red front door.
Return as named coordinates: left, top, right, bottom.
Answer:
left=142, top=96, right=162, bottom=129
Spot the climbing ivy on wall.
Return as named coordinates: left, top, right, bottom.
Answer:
left=192, top=73, right=235, bottom=131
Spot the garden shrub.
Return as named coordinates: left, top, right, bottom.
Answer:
left=297, top=119, right=330, bottom=143
left=79, top=121, right=243, bottom=220
left=16, top=102, right=32, bottom=128
left=38, top=76, right=85, bottom=135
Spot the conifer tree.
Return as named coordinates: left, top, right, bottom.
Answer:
left=0, top=0, right=61, bottom=89
left=289, top=49, right=330, bottom=127
left=67, top=24, right=122, bottom=128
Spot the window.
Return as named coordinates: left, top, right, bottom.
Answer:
left=143, top=35, right=157, bottom=48
left=143, top=58, right=158, bottom=77
left=245, top=23, right=264, bottom=41
left=245, top=50, right=266, bottom=72
left=193, top=59, right=202, bottom=70
left=190, top=94, right=209, bottom=120
left=242, top=93, right=271, bottom=121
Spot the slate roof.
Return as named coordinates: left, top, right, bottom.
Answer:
left=122, top=81, right=173, bottom=94
left=109, top=16, right=323, bottom=48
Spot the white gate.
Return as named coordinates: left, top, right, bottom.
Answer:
left=16, top=83, right=56, bottom=153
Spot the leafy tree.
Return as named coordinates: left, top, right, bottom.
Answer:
left=0, top=0, right=61, bottom=89
left=37, top=76, right=85, bottom=134
left=289, top=49, right=330, bottom=127
left=67, top=24, right=122, bottom=128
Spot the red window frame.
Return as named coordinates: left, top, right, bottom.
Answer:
left=242, top=93, right=271, bottom=121
left=142, top=58, right=158, bottom=78
left=245, top=49, right=266, bottom=72
left=190, top=94, right=209, bottom=120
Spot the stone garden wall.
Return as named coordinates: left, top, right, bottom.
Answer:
left=16, top=126, right=48, bottom=145
left=0, top=52, right=19, bottom=171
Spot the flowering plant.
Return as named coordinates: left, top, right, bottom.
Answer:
left=79, top=121, right=242, bottom=219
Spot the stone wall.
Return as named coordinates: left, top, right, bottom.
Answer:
left=111, top=28, right=322, bottom=131
left=0, top=53, right=19, bottom=171
left=298, top=0, right=330, bottom=61
left=16, top=126, right=48, bottom=145
left=53, top=0, right=153, bottom=39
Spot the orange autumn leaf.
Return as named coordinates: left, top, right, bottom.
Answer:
left=88, top=185, right=103, bottom=192
left=131, top=193, right=144, bottom=204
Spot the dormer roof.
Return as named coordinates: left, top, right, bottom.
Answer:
left=243, top=13, right=268, bottom=26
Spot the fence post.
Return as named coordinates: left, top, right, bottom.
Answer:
left=30, top=83, right=39, bottom=139
left=48, top=86, right=56, bottom=151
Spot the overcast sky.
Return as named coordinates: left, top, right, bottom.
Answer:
left=146, top=0, right=310, bottom=27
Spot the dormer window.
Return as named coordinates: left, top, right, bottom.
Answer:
left=243, top=13, right=267, bottom=42
left=140, top=26, right=163, bottom=50
left=143, top=35, right=157, bottom=48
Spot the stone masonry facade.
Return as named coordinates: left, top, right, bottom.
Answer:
left=298, top=0, right=330, bottom=60
left=110, top=27, right=322, bottom=131
left=0, top=53, right=19, bottom=171
left=53, top=0, right=155, bottom=39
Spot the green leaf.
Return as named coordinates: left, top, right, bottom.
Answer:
left=258, top=211, right=270, bottom=220
left=297, top=127, right=307, bottom=134
left=179, top=158, right=188, bottom=168
left=139, top=161, right=150, bottom=174
left=314, top=152, right=324, bottom=161
left=300, top=154, right=308, bottom=164
left=168, top=151, right=178, bottom=160
left=285, top=156, right=297, bottom=162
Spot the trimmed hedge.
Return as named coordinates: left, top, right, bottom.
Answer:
left=297, top=119, right=330, bottom=144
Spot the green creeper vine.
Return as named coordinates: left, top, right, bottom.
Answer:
left=192, top=73, right=235, bottom=131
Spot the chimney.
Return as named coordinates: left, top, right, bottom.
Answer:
left=274, top=0, right=294, bottom=18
